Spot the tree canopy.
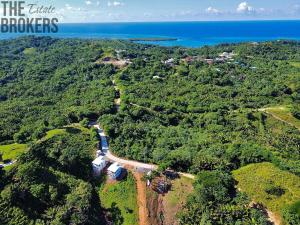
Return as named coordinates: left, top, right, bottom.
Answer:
left=0, top=36, right=299, bottom=224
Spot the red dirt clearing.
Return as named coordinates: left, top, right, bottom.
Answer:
left=132, top=171, right=149, bottom=225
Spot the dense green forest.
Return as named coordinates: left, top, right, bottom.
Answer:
left=100, top=40, right=300, bottom=177
left=0, top=36, right=300, bottom=224
left=0, top=126, right=106, bottom=224
left=0, top=37, right=116, bottom=144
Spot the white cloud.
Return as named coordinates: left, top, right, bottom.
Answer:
left=293, top=4, right=300, bottom=14
left=107, top=12, right=125, bottom=20
left=206, top=7, right=221, bottom=14
left=63, top=4, right=84, bottom=12
left=178, top=10, right=192, bottom=16
left=65, top=4, right=73, bottom=10
left=85, top=1, right=92, bottom=5
left=143, top=12, right=152, bottom=17
left=108, top=1, right=124, bottom=7
left=237, top=2, right=255, bottom=14
left=96, top=1, right=100, bottom=6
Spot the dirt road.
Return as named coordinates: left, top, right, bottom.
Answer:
left=106, top=151, right=158, bottom=171
left=132, top=171, right=149, bottom=225
left=258, top=108, right=300, bottom=131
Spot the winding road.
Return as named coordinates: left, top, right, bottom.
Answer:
left=92, top=122, right=195, bottom=225
left=94, top=124, right=158, bottom=171
left=105, top=79, right=195, bottom=175
left=92, top=78, right=197, bottom=225
left=93, top=123, right=195, bottom=180
left=93, top=123, right=154, bottom=225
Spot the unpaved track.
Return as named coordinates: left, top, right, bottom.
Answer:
left=258, top=108, right=300, bottom=131
left=267, top=210, right=281, bottom=225
left=94, top=79, right=195, bottom=225
left=132, top=170, right=149, bottom=225
left=106, top=151, right=157, bottom=170
left=178, top=172, right=195, bottom=180
left=93, top=123, right=195, bottom=225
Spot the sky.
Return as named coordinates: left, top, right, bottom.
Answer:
left=2, top=0, right=300, bottom=23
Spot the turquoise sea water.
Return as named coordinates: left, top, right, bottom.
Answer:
left=1, top=20, right=300, bottom=47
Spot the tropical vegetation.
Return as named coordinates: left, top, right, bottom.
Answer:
left=0, top=36, right=299, bottom=224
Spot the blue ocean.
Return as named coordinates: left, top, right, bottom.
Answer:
left=1, top=20, right=300, bottom=47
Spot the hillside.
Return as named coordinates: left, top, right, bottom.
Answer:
left=0, top=37, right=299, bottom=224
left=234, top=162, right=300, bottom=224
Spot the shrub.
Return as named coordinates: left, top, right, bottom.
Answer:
left=282, top=201, right=300, bottom=225
left=291, top=104, right=300, bottom=120
left=265, top=185, right=285, bottom=197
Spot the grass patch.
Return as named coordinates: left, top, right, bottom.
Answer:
left=23, top=47, right=36, bottom=55
left=233, top=162, right=300, bottom=219
left=43, top=124, right=91, bottom=140
left=3, top=164, right=15, bottom=171
left=99, top=173, right=138, bottom=225
left=68, top=123, right=91, bottom=134
left=264, top=106, right=300, bottom=130
left=44, top=129, right=67, bottom=140
left=0, top=143, right=27, bottom=162
left=163, top=176, right=194, bottom=224
left=103, top=49, right=114, bottom=58
left=290, top=61, right=300, bottom=68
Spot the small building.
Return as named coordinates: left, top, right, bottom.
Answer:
left=219, top=52, right=230, bottom=58
left=92, top=156, right=107, bottom=176
left=164, top=58, right=175, bottom=67
left=183, top=56, right=194, bottom=64
left=115, top=49, right=126, bottom=59
left=219, top=52, right=236, bottom=60
left=107, top=162, right=123, bottom=180
left=215, top=57, right=225, bottom=63
left=205, top=59, right=214, bottom=65
left=251, top=42, right=259, bottom=46
left=182, top=56, right=203, bottom=64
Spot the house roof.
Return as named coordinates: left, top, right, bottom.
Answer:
left=92, top=156, right=106, bottom=166
left=108, top=162, right=121, bottom=173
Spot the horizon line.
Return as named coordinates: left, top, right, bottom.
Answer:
left=57, top=19, right=300, bottom=24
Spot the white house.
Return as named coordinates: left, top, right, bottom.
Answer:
left=219, top=52, right=230, bottom=58
left=107, top=162, right=123, bottom=180
left=164, top=58, right=175, bottom=67
left=219, top=52, right=236, bottom=60
left=92, top=156, right=107, bottom=176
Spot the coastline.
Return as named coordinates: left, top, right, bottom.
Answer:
left=0, top=20, right=300, bottom=47
left=129, top=37, right=178, bottom=42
